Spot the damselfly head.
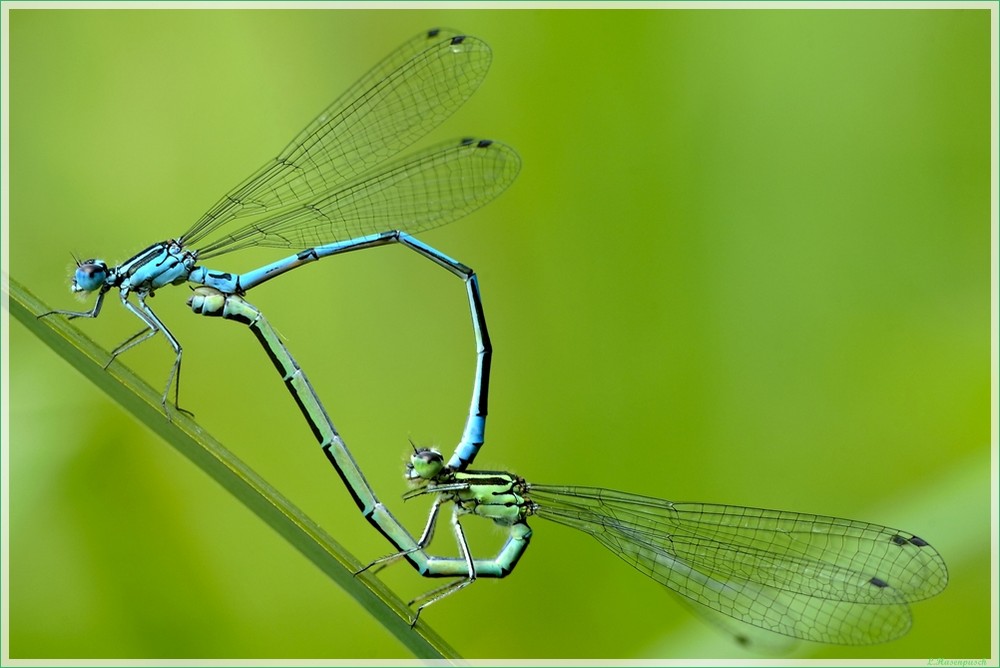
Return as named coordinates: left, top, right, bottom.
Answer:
left=70, top=258, right=109, bottom=293
left=405, top=447, right=445, bottom=482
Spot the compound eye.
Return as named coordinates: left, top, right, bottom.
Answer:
left=406, top=448, right=445, bottom=481
left=72, top=260, right=108, bottom=293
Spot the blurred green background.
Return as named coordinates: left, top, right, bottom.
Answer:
left=8, top=8, right=990, bottom=660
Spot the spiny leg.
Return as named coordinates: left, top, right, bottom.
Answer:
left=114, top=293, right=190, bottom=414
left=408, top=507, right=477, bottom=626
left=140, top=300, right=188, bottom=414
left=38, top=288, right=108, bottom=321
left=110, top=293, right=160, bottom=361
left=108, top=326, right=162, bottom=366
left=358, top=496, right=447, bottom=576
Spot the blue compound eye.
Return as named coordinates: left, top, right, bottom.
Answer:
left=72, top=260, right=108, bottom=293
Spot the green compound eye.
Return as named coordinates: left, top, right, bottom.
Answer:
left=407, top=448, right=446, bottom=481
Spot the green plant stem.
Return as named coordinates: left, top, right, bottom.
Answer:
left=5, top=275, right=459, bottom=660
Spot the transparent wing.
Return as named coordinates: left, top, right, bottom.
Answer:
left=181, top=28, right=492, bottom=248
left=196, top=138, right=520, bottom=258
left=527, top=484, right=948, bottom=645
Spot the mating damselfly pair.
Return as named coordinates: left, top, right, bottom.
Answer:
left=47, top=28, right=947, bottom=649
